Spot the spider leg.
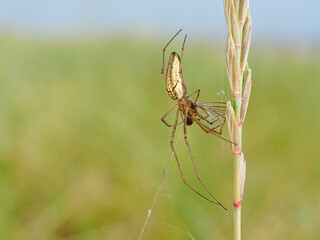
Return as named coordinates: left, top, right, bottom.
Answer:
left=179, top=34, right=187, bottom=74
left=197, top=106, right=210, bottom=119
left=199, top=102, right=227, bottom=115
left=161, top=104, right=180, bottom=127
left=162, top=29, right=182, bottom=76
left=182, top=112, right=227, bottom=210
left=170, top=109, right=223, bottom=206
left=199, top=103, right=226, bottom=113
left=201, top=101, right=226, bottom=104
left=195, top=114, right=225, bottom=136
left=187, top=89, right=200, bottom=102
left=192, top=112, right=234, bottom=144
left=199, top=104, right=225, bottom=116
left=196, top=108, right=226, bottom=128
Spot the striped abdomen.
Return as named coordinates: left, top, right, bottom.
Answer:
left=165, top=52, right=186, bottom=100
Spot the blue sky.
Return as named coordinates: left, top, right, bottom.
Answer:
left=0, top=0, right=319, bottom=45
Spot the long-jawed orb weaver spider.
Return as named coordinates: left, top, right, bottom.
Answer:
left=161, top=29, right=233, bottom=210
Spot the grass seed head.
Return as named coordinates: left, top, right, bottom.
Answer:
left=240, top=68, right=252, bottom=124
left=226, top=37, right=241, bottom=98
left=239, top=0, right=250, bottom=27
left=240, top=16, right=252, bottom=74
left=226, top=101, right=240, bottom=154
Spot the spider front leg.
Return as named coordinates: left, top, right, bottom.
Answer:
left=161, top=29, right=182, bottom=76
left=187, top=89, right=200, bottom=102
left=179, top=34, right=187, bottom=76
left=170, top=109, right=219, bottom=205
left=183, top=111, right=227, bottom=210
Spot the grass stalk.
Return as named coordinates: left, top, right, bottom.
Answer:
left=223, top=0, right=252, bottom=239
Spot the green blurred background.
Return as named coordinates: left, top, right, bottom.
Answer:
left=0, top=1, right=320, bottom=239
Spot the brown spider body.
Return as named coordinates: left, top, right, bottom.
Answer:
left=160, top=29, right=229, bottom=210
left=178, top=97, right=197, bottom=126
left=186, top=101, right=197, bottom=126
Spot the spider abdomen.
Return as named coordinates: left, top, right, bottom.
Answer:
left=165, top=52, right=186, bottom=100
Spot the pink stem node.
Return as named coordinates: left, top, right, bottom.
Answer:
left=233, top=150, right=242, bottom=157
left=233, top=200, right=242, bottom=208
left=232, top=91, right=241, bottom=99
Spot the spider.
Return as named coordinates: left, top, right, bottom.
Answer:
left=161, top=29, right=232, bottom=210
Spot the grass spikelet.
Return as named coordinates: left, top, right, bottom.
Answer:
left=226, top=36, right=241, bottom=98
left=226, top=101, right=240, bottom=155
left=240, top=68, right=252, bottom=124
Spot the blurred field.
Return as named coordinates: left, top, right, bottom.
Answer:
left=0, top=35, right=319, bottom=240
